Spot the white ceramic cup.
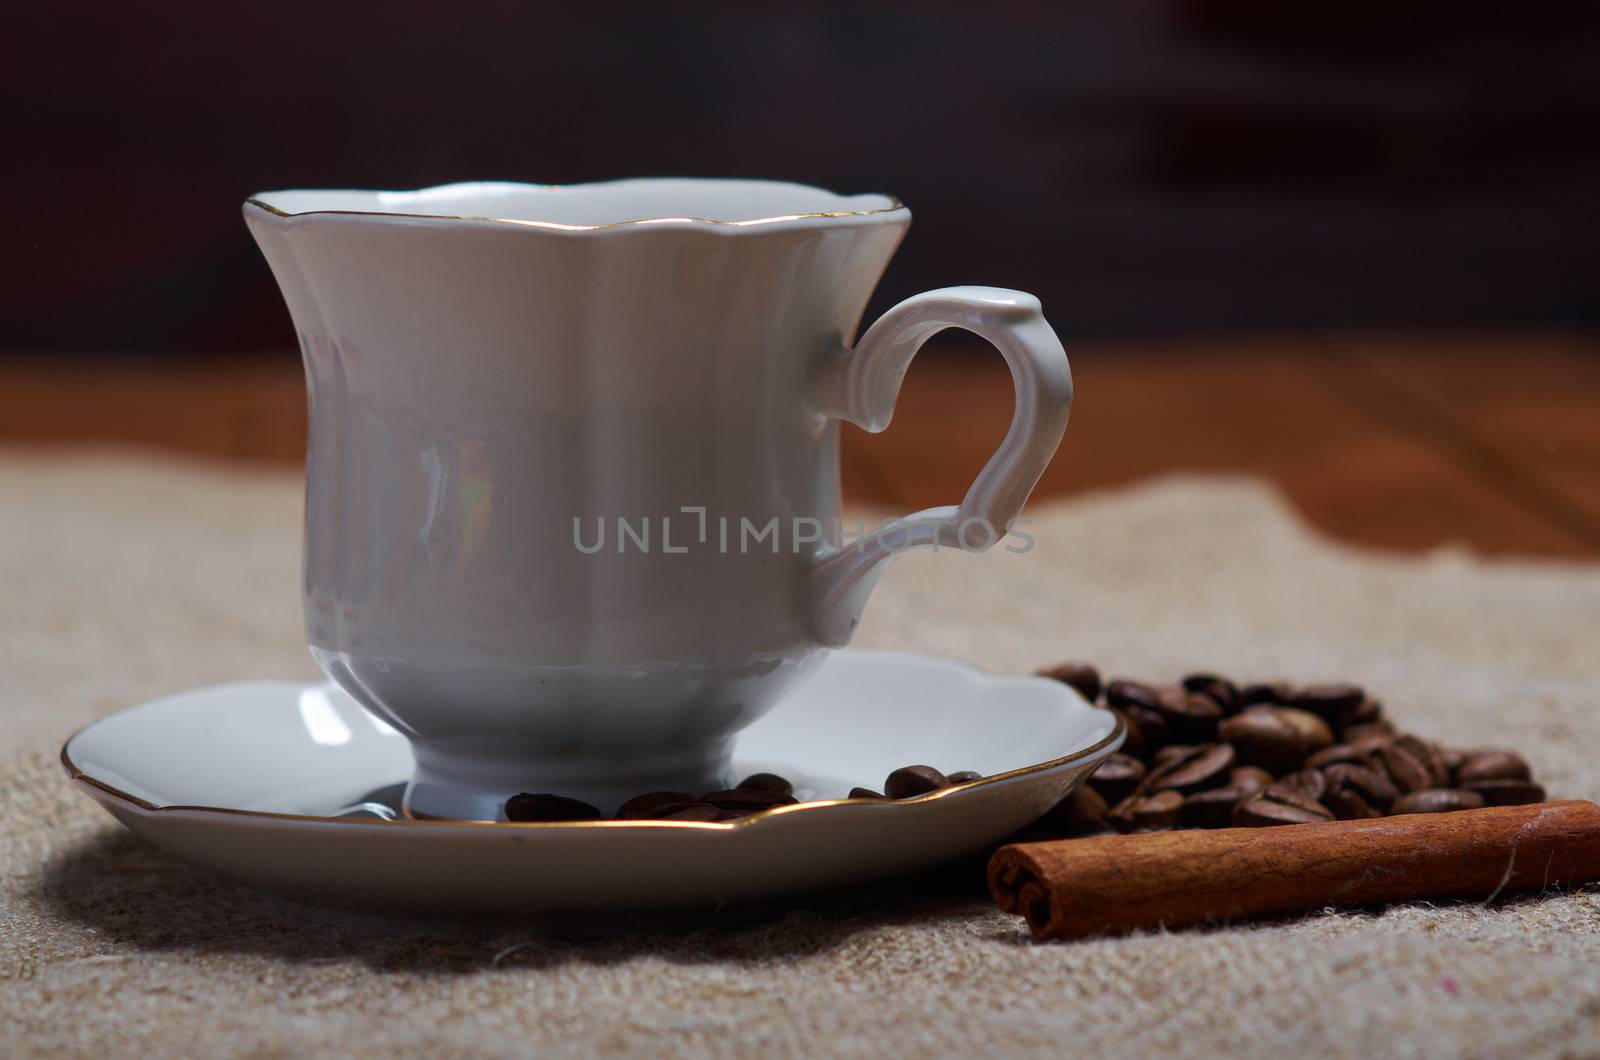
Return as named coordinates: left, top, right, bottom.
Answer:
left=245, top=179, right=1072, bottom=819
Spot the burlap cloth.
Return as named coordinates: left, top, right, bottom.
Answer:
left=3, top=452, right=1598, bottom=1058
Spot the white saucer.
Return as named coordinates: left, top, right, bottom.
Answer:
left=62, top=650, right=1121, bottom=911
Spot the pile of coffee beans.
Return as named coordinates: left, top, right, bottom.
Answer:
left=504, top=766, right=985, bottom=822
left=1038, top=661, right=1547, bottom=834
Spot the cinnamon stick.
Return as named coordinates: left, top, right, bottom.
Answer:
left=989, top=800, right=1600, bottom=941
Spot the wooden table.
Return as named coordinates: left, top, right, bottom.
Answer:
left=5, top=332, right=1597, bottom=558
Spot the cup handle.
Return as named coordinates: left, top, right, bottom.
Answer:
left=807, top=285, right=1073, bottom=646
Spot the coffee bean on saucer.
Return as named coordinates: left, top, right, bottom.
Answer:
left=736, top=772, right=794, bottom=795
left=1290, top=683, right=1365, bottom=724
left=1146, top=743, right=1235, bottom=795
left=615, top=791, right=697, bottom=820
left=1455, top=751, right=1531, bottom=784
left=1106, top=679, right=1161, bottom=712
left=1461, top=779, right=1546, bottom=806
left=654, top=802, right=726, bottom=822
left=1086, top=753, right=1146, bottom=804
left=884, top=765, right=950, bottom=799
left=504, top=793, right=602, bottom=822
left=1041, top=662, right=1102, bottom=703
left=1106, top=789, right=1184, bottom=833
left=701, top=788, right=798, bottom=811
left=947, top=770, right=984, bottom=784
left=1391, top=788, right=1487, bottom=815
left=1232, top=788, right=1334, bottom=827
left=1182, top=673, right=1239, bottom=713
left=848, top=787, right=890, bottom=801
left=1038, top=783, right=1109, bottom=836
left=1239, top=681, right=1294, bottom=707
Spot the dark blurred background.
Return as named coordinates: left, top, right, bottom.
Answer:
left=3, top=2, right=1598, bottom=559
left=4, top=1, right=1598, bottom=352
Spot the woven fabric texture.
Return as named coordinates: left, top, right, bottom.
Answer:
left=2, top=453, right=1597, bottom=1058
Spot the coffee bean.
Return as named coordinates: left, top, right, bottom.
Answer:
left=848, top=787, right=889, bottom=800
left=1342, top=696, right=1385, bottom=730
left=1350, top=733, right=1397, bottom=755
left=1218, top=706, right=1333, bottom=774
left=701, top=788, right=798, bottom=810
left=736, top=772, right=794, bottom=795
left=1342, top=721, right=1397, bottom=742
left=1290, top=683, right=1365, bottom=723
left=1110, top=709, right=1147, bottom=758
left=1232, top=788, right=1334, bottom=827
left=1042, top=661, right=1102, bottom=702
left=1323, top=787, right=1381, bottom=820
left=1106, top=789, right=1184, bottom=833
left=1376, top=742, right=1434, bottom=794
left=1086, top=753, right=1147, bottom=803
left=1231, top=766, right=1275, bottom=791
left=1439, top=747, right=1467, bottom=779
left=1154, top=686, right=1223, bottom=743
left=1461, top=779, right=1546, bottom=806
left=884, top=765, right=950, bottom=799
left=1106, top=679, right=1161, bottom=711
left=947, top=770, right=984, bottom=784
left=1038, top=783, right=1109, bottom=836
left=504, top=793, right=603, bottom=822
left=1123, top=705, right=1172, bottom=749
left=1239, top=681, right=1295, bottom=706
left=1393, top=734, right=1451, bottom=788
left=1323, top=762, right=1399, bottom=810
left=1147, top=743, right=1236, bottom=795
left=1182, top=673, right=1239, bottom=713
left=1272, top=769, right=1328, bottom=804
left=1180, top=787, right=1242, bottom=829
left=1307, top=743, right=1364, bottom=769
left=1280, top=708, right=1336, bottom=752
left=656, top=802, right=727, bottom=822
left=1391, top=788, right=1487, bottom=815
left=1455, top=751, right=1531, bottom=784
left=1218, top=708, right=1295, bottom=769
left=615, top=790, right=697, bottom=819
left=1152, top=744, right=1195, bottom=768
left=1181, top=767, right=1272, bottom=828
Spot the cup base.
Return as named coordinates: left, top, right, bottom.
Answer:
left=402, top=738, right=735, bottom=821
